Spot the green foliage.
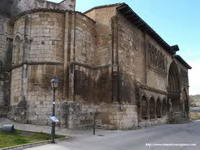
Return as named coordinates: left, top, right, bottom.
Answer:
left=190, top=95, right=200, bottom=101
left=0, top=129, right=65, bottom=148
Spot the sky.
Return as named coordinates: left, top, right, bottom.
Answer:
left=50, top=0, right=200, bottom=95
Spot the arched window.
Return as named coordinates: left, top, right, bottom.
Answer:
left=14, top=36, right=21, bottom=64
left=141, top=96, right=148, bottom=120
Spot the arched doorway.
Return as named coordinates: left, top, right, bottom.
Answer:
left=156, top=99, right=162, bottom=118
left=162, top=98, right=167, bottom=116
left=149, top=97, right=155, bottom=119
left=141, top=96, right=148, bottom=120
left=168, top=61, right=181, bottom=112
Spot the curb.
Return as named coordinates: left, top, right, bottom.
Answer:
left=0, top=137, right=70, bottom=150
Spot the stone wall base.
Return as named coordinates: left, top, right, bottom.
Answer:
left=8, top=102, right=190, bottom=129
left=64, top=102, right=138, bottom=129
left=0, top=106, right=8, bottom=117
left=8, top=101, right=185, bottom=129
left=168, top=112, right=189, bottom=124
left=139, top=116, right=168, bottom=128
left=8, top=101, right=67, bottom=126
left=8, top=101, right=139, bottom=129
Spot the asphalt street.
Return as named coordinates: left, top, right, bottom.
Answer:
left=26, top=121, right=200, bottom=150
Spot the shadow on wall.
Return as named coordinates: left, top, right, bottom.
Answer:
left=74, top=65, right=112, bottom=104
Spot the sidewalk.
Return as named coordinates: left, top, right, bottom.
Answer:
left=0, top=118, right=67, bottom=136
left=0, top=118, right=113, bottom=138
left=0, top=118, right=121, bottom=150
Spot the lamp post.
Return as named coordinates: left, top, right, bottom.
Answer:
left=50, top=77, right=59, bottom=143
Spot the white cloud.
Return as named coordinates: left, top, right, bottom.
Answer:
left=188, top=59, right=200, bottom=95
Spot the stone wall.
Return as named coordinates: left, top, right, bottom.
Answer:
left=115, top=14, right=145, bottom=104
left=61, top=102, right=138, bottom=129
left=0, top=15, right=10, bottom=64
left=9, top=64, right=65, bottom=123
left=73, top=64, right=112, bottom=103
left=62, top=102, right=97, bottom=128
left=0, top=13, right=12, bottom=115
left=13, top=11, right=65, bottom=65
left=0, top=0, right=75, bottom=17
left=10, top=67, right=22, bottom=106
left=100, top=104, right=138, bottom=129
left=118, top=14, right=145, bottom=84
left=13, top=0, right=75, bottom=13
left=0, top=15, right=8, bottom=107
left=9, top=10, right=66, bottom=123
left=59, top=0, right=76, bottom=11
left=145, top=34, right=170, bottom=92
left=176, top=60, right=190, bottom=115
left=139, top=116, right=168, bottom=127
left=26, top=79, right=62, bottom=125
left=85, top=6, right=117, bottom=66
left=28, top=12, right=64, bottom=63
left=75, top=13, right=96, bottom=65
left=0, top=81, right=4, bottom=106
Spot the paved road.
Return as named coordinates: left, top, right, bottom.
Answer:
left=25, top=121, right=200, bottom=150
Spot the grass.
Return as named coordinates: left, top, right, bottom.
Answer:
left=190, top=112, right=200, bottom=120
left=0, top=129, right=65, bottom=148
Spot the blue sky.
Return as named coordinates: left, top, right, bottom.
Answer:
left=50, top=0, right=200, bottom=95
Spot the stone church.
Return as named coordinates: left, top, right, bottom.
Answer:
left=0, top=0, right=191, bottom=129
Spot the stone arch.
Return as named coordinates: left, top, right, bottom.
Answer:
left=141, top=95, right=148, bottom=120
left=149, top=97, right=156, bottom=119
left=156, top=98, right=162, bottom=118
left=168, top=61, right=181, bottom=112
left=162, top=98, right=167, bottom=116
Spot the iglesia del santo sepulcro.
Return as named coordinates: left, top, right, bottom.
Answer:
left=0, top=0, right=191, bottom=129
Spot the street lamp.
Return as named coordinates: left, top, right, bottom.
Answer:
left=50, top=77, right=59, bottom=143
